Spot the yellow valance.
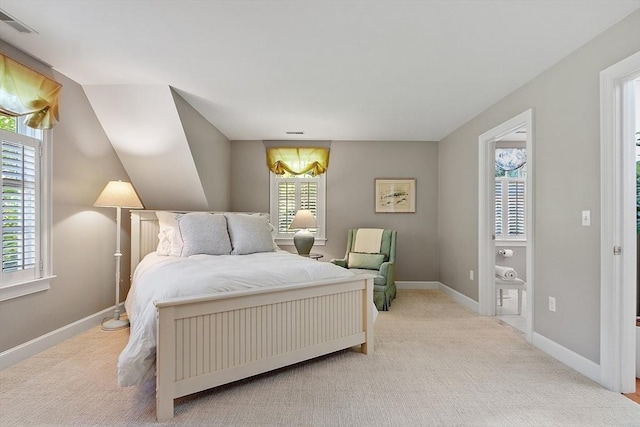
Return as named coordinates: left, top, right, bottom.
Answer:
left=266, top=147, right=330, bottom=176
left=0, top=54, right=62, bottom=129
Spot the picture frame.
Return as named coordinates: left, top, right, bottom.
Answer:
left=374, top=178, right=416, bottom=213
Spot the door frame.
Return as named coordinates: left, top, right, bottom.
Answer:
left=599, top=51, right=639, bottom=393
left=478, top=109, right=534, bottom=342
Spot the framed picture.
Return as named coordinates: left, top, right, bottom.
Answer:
left=375, top=178, right=416, bottom=213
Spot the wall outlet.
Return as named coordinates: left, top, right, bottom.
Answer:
left=549, top=296, right=556, bottom=312
left=469, top=270, right=474, bottom=280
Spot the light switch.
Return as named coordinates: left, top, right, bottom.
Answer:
left=581, top=210, right=591, bottom=226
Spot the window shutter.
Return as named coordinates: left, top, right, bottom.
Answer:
left=2, top=139, right=37, bottom=273
left=507, top=181, right=525, bottom=236
left=495, top=181, right=503, bottom=236
left=300, top=181, right=318, bottom=218
left=277, top=181, right=296, bottom=233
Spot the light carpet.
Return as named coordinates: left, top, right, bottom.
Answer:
left=0, top=290, right=638, bottom=426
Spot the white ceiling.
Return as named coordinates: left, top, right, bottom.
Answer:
left=0, top=1, right=638, bottom=141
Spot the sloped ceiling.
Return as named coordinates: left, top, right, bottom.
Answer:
left=83, top=85, right=211, bottom=210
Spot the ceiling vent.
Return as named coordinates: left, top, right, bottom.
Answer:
left=0, top=9, right=37, bottom=34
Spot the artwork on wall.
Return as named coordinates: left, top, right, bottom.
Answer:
left=375, top=178, right=416, bottom=213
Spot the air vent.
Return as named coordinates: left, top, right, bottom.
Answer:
left=0, top=9, right=37, bottom=34
left=286, top=131, right=304, bottom=135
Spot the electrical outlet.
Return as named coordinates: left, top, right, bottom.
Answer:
left=469, top=270, right=474, bottom=280
left=549, top=296, right=556, bottom=312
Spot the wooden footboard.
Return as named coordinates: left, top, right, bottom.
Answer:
left=155, top=275, right=374, bottom=420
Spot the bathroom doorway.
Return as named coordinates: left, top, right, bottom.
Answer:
left=478, top=109, right=534, bottom=342
left=494, top=130, right=528, bottom=332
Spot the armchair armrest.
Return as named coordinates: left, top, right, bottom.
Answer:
left=380, top=261, right=395, bottom=286
left=330, top=258, right=347, bottom=268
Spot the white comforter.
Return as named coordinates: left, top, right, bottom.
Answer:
left=118, top=251, right=359, bottom=387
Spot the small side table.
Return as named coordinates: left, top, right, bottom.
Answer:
left=305, top=253, right=323, bottom=261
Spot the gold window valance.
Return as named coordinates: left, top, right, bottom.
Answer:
left=0, top=54, right=62, bottom=129
left=266, top=147, right=330, bottom=176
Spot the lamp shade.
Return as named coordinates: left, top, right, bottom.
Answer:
left=289, top=209, right=317, bottom=230
left=94, top=180, right=144, bottom=208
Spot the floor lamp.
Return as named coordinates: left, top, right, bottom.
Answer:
left=94, top=180, right=144, bottom=331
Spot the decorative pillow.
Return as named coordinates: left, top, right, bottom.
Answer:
left=224, top=213, right=275, bottom=255
left=176, top=213, right=231, bottom=256
left=155, top=211, right=183, bottom=256
left=348, top=252, right=385, bottom=270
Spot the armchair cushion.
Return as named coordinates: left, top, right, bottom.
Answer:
left=347, top=252, right=385, bottom=270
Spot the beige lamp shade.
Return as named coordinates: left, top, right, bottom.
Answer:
left=289, top=209, right=317, bottom=229
left=94, top=180, right=144, bottom=208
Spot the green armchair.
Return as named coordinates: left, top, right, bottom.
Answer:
left=331, top=228, right=397, bottom=311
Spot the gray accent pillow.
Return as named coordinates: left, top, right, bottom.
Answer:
left=348, top=252, right=385, bottom=270
left=176, top=213, right=231, bottom=256
left=225, top=213, right=275, bottom=255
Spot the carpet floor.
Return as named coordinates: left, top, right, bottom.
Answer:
left=0, top=289, right=638, bottom=426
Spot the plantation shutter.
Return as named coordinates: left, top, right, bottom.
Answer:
left=2, top=132, right=39, bottom=280
left=276, top=179, right=319, bottom=234
left=277, top=181, right=296, bottom=233
left=300, top=181, right=318, bottom=214
left=507, top=181, right=525, bottom=236
left=494, top=181, right=503, bottom=236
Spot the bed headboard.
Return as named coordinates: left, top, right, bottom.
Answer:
left=130, top=210, right=163, bottom=272
left=130, top=210, right=270, bottom=274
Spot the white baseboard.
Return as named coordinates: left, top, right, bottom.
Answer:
left=0, top=304, right=122, bottom=370
left=436, top=282, right=480, bottom=312
left=396, top=281, right=440, bottom=290
left=532, top=332, right=601, bottom=384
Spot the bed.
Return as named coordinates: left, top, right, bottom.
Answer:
left=120, top=210, right=375, bottom=420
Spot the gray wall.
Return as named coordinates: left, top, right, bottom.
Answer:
left=230, top=140, right=439, bottom=281
left=173, top=89, right=231, bottom=211
left=438, top=10, right=640, bottom=363
left=0, top=42, right=132, bottom=352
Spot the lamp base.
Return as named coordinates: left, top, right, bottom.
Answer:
left=293, top=229, right=315, bottom=256
left=101, top=317, right=130, bottom=331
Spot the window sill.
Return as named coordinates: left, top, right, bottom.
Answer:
left=0, top=276, right=56, bottom=302
left=275, top=238, right=327, bottom=247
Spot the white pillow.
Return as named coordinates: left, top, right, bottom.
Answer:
left=176, top=212, right=231, bottom=256
left=224, top=213, right=275, bottom=255
left=156, top=229, right=172, bottom=255
left=155, top=211, right=183, bottom=256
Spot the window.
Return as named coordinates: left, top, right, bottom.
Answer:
left=495, top=148, right=526, bottom=241
left=269, top=171, right=326, bottom=245
left=1, top=114, right=52, bottom=301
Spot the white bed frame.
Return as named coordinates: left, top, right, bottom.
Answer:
left=130, top=211, right=375, bottom=420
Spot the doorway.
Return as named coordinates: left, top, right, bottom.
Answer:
left=494, top=131, right=528, bottom=332
left=599, top=52, right=639, bottom=393
left=478, top=109, right=534, bottom=342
